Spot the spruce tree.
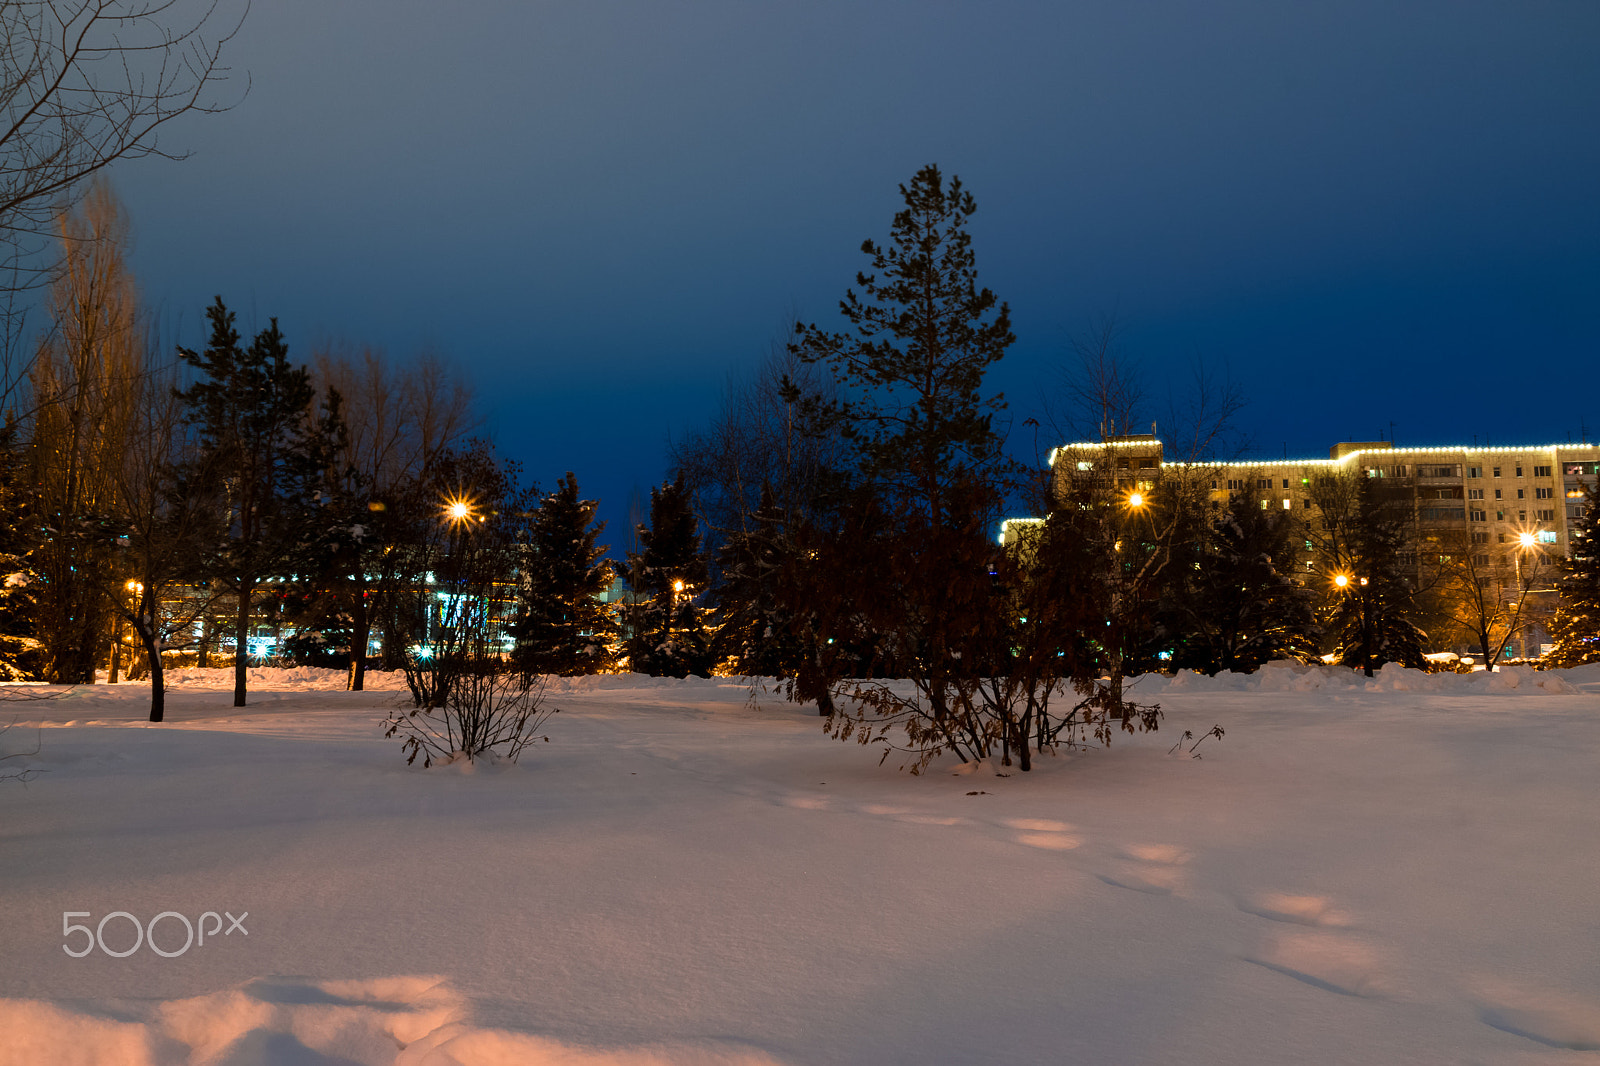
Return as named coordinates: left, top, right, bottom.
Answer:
left=1161, top=495, right=1319, bottom=674
left=713, top=483, right=808, bottom=678
left=176, top=298, right=334, bottom=707
left=624, top=477, right=714, bottom=678
left=514, top=472, right=617, bottom=676
left=1547, top=478, right=1600, bottom=666
left=1324, top=477, right=1427, bottom=675
left=0, top=419, right=43, bottom=680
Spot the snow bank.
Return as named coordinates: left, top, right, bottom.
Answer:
left=162, top=666, right=411, bottom=692
left=0, top=976, right=783, bottom=1066
left=1142, top=659, right=1590, bottom=696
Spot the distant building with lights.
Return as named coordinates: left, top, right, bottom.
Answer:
left=1006, top=437, right=1600, bottom=555
left=1002, top=437, right=1600, bottom=657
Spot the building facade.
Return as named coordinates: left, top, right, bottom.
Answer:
left=1003, top=438, right=1600, bottom=658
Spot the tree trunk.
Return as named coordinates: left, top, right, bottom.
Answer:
left=233, top=586, right=250, bottom=707
left=348, top=592, right=369, bottom=691
left=136, top=620, right=165, bottom=723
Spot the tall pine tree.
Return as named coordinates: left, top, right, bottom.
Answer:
left=624, top=477, right=714, bottom=678
left=514, top=472, right=617, bottom=676
left=1547, top=477, right=1600, bottom=666
left=788, top=163, right=1013, bottom=527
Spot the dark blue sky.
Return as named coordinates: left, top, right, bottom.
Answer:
left=107, top=0, right=1600, bottom=547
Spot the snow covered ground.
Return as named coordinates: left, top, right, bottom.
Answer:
left=2, top=663, right=1598, bottom=1065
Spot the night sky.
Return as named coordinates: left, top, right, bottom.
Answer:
left=103, top=1, right=1600, bottom=548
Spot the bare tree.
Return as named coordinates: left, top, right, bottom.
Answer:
left=670, top=324, right=847, bottom=543
left=1058, top=310, right=1146, bottom=444
left=307, top=343, right=476, bottom=688
left=107, top=357, right=223, bottom=720
left=0, top=0, right=246, bottom=276
left=1429, top=535, right=1554, bottom=669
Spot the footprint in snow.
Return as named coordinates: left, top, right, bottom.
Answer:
left=1002, top=817, right=1073, bottom=832
left=1097, top=842, right=1190, bottom=895
left=1238, top=892, right=1352, bottom=928
left=1000, top=817, right=1083, bottom=851
left=1243, top=929, right=1394, bottom=998
left=1469, top=979, right=1600, bottom=1051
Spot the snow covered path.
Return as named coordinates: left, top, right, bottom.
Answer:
left=2, top=666, right=1598, bottom=1064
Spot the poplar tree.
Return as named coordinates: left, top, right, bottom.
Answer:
left=514, top=472, right=617, bottom=676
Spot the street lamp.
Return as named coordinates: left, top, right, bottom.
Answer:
left=1509, top=530, right=1543, bottom=659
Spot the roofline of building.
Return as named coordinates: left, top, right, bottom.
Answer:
left=1047, top=440, right=1599, bottom=469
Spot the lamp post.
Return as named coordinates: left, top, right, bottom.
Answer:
left=437, top=494, right=480, bottom=654
left=670, top=578, right=685, bottom=651
left=1511, top=530, right=1539, bottom=659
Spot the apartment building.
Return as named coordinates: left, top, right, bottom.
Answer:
left=997, top=437, right=1600, bottom=657
left=1017, top=437, right=1598, bottom=549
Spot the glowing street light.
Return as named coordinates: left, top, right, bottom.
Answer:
left=1127, top=492, right=1145, bottom=509
left=1333, top=573, right=1350, bottom=589
left=442, top=495, right=477, bottom=526
left=1517, top=531, right=1536, bottom=549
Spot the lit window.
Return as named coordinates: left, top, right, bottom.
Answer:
left=1282, top=499, right=1292, bottom=509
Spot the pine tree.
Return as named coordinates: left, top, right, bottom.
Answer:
left=1547, top=478, right=1600, bottom=666
left=176, top=298, right=334, bottom=707
left=789, top=163, right=1014, bottom=526
left=514, top=472, right=617, bottom=676
left=624, top=477, right=714, bottom=678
